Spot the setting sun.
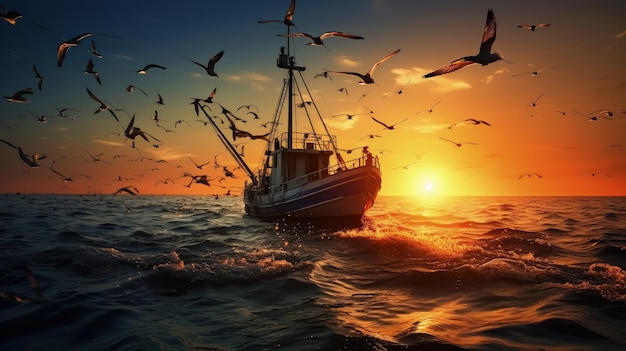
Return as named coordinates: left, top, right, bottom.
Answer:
left=414, top=175, right=439, bottom=197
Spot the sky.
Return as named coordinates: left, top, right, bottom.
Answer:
left=1, top=0, right=625, bottom=197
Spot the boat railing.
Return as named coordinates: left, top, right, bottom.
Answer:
left=277, top=131, right=335, bottom=152
left=247, top=153, right=379, bottom=196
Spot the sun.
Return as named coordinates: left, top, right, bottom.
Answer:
left=414, top=177, right=438, bottom=197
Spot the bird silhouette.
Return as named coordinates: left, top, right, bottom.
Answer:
left=257, top=0, right=296, bottom=26
left=439, top=137, right=478, bottom=147
left=90, top=39, right=103, bottom=58
left=424, top=9, right=502, bottom=78
left=57, top=32, right=92, bottom=68
left=4, top=88, right=34, bottom=103
left=370, top=116, right=408, bottom=130
left=113, top=186, right=140, bottom=195
left=33, top=65, right=44, bottom=91
left=328, top=48, right=401, bottom=85
left=179, top=50, right=225, bottom=81
left=86, top=87, right=118, bottom=122
left=1, top=139, right=47, bottom=167
left=124, top=114, right=162, bottom=144
left=135, top=63, right=166, bottom=74
left=84, top=59, right=101, bottom=85
left=517, top=24, right=550, bottom=31
left=276, top=31, right=363, bottom=46
left=518, top=173, right=543, bottom=179
left=464, top=118, right=491, bottom=126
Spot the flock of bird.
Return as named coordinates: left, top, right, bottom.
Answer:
left=1, top=1, right=622, bottom=196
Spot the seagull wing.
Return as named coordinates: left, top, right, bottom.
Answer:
left=319, top=31, right=364, bottom=40
left=367, top=48, right=401, bottom=76
left=206, top=50, right=224, bottom=76
left=479, top=9, right=497, bottom=55
left=143, top=63, right=167, bottom=71
left=423, top=58, right=475, bottom=78
left=277, top=32, right=314, bottom=40
left=86, top=87, right=104, bottom=105
left=206, top=87, right=217, bottom=102
left=0, top=139, right=18, bottom=149
left=284, top=0, right=296, bottom=24
left=125, top=114, right=135, bottom=138
left=438, top=136, right=457, bottom=145
left=56, top=33, right=92, bottom=67
left=370, top=116, right=391, bottom=129
left=18, top=147, right=37, bottom=167
left=328, top=70, right=367, bottom=81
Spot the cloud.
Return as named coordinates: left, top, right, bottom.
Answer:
left=616, top=30, right=626, bottom=40
left=494, top=67, right=510, bottom=74
left=110, top=53, right=134, bottom=61
left=227, top=71, right=272, bottom=89
left=406, top=119, right=449, bottom=134
left=146, top=146, right=188, bottom=161
left=325, top=114, right=362, bottom=131
left=391, top=67, right=471, bottom=93
left=335, top=55, right=360, bottom=67
left=92, top=139, right=124, bottom=147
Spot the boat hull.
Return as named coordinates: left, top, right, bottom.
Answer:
left=244, top=164, right=381, bottom=220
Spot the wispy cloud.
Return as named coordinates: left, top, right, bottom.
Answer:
left=93, top=139, right=124, bottom=147
left=227, top=71, right=273, bottom=90
left=110, top=53, right=134, bottom=61
left=391, top=67, right=471, bottom=93
left=406, top=119, right=450, bottom=134
left=326, top=115, right=362, bottom=131
left=334, top=55, right=360, bottom=67
left=146, top=146, right=188, bottom=161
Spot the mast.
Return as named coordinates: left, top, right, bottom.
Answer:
left=277, top=26, right=305, bottom=150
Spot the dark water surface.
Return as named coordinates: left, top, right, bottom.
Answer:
left=1, top=195, right=625, bottom=350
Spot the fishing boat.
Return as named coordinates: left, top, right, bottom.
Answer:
left=200, top=34, right=381, bottom=222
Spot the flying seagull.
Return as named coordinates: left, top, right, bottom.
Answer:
left=189, top=156, right=211, bottom=170
left=257, top=0, right=296, bottom=26
left=33, top=65, right=44, bottom=91
left=517, top=24, right=550, bottom=31
left=439, top=137, right=478, bottom=147
left=4, top=87, right=33, bottom=103
left=424, top=9, right=502, bottom=78
left=49, top=163, right=73, bottom=182
left=1, top=139, right=47, bottom=167
left=328, top=48, right=401, bottom=85
left=90, top=39, right=103, bottom=58
left=84, top=59, right=101, bottom=85
left=135, top=63, right=166, bottom=74
left=114, top=186, right=140, bottom=195
left=0, top=4, right=23, bottom=25
left=179, top=50, right=225, bottom=81
left=276, top=31, right=363, bottom=46
left=464, top=118, right=491, bottom=126
left=383, top=79, right=411, bottom=97
left=370, top=116, right=408, bottom=130
left=126, top=85, right=148, bottom=96
left=124, top=114, right=162, bottom=144
left=57, top=32, right=92, bottom=68
left=518, top=173, right=543, bottom=179
left=86, top=87, right=118, bottom=122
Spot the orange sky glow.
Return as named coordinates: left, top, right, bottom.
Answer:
left=1, top=1, right=625, bottom=197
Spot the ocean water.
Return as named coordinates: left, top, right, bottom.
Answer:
left=1, top=195, right=625, bottom=351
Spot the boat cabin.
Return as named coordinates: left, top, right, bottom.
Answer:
left=265, top=131, right=335, bottom=191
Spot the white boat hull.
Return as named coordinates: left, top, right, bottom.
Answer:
left=244, top=164, right=381, bottom=220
